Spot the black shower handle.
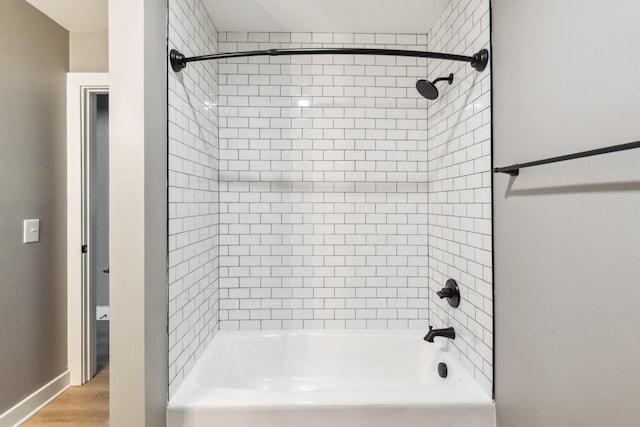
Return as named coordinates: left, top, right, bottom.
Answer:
left=437, top=279, right=461, bottom=308
left=437, top=288, right=454, bottom=299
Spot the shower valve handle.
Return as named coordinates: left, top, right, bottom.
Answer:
left=437, top=288, right=454, bottom=299
left=437, top=279, right=461, bottom=308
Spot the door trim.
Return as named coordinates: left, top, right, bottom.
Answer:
left=67, top=73, right=109, bottom=385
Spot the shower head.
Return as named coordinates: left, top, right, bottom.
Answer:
left=416, top=73, right=454, bottom=100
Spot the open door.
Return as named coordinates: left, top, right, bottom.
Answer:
left=87, top=93, right=110, bottom=378
left=67, top=73, right=109, bottom=385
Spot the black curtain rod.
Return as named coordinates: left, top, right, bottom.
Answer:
left=493, top=140, right=640, bottom=176
left=169, top=48, right=488, bottom=73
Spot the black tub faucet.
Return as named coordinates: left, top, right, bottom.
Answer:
left=423, top=326, right=456, bottom=343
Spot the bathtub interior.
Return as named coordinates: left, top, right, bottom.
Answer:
left=199, top=331, right=445, bottom=391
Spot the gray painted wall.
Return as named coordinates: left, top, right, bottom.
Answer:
left=69, top=32, right=109, bottom=72
left=493, top=1, right=640, bottom=425
left=0, top=0, right=69, bottom=415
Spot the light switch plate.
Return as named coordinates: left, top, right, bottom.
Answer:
left=23, top=219, right=40, bottom=243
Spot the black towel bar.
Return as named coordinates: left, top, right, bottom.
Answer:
left=493, top=140, right=640, bottom=176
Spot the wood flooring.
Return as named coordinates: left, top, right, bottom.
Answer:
left=22, top=366, right=109, bottom=426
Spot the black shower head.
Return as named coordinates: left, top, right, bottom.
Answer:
left=416, top=80, right=439, bottom=100
left=416, top=73, right=454, bottom=100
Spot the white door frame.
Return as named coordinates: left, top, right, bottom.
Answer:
left=67, top=73, right=109, bottom=386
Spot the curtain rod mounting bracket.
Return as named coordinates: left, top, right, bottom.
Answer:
left=170, top=49, right=187, bottom=72
left=471, top=49, right=489, bottom=72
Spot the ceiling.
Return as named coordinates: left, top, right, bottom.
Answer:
left=25, top=0, right=108, bottom=32
left=23, top=0, right=449, bottom=34
left=204, top=0, right=450, bottom=34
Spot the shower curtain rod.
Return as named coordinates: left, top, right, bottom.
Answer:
left=169, top=48, right=489, bottom=73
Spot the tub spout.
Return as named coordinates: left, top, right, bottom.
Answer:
left=423, top=326, right=456, bottom=343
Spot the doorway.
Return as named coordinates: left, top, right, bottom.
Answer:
left=89, top=93, right=110, bottom=375
left=67, top=73, right=109, bottom=385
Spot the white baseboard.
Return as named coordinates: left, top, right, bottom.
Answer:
left=0, top=370, right=70, bottom=427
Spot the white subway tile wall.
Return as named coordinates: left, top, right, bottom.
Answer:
left=426, top=0, right=493, bottom=395
left=217, top=32, right=431, bottom=330
left=168, top=0, right=220, bottom=397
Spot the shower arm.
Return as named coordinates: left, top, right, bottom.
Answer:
left=431, top=73, right=455, bottom=85
left=169, top=47, right=489, bottom=73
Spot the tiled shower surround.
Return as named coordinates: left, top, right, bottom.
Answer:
left=426, top=0, right=493, bottom=394
left=168, top=0, right=220, bottom=396
left=168, top=0, right=493, bottom=398
left=217, top=32, right=431, bottom=330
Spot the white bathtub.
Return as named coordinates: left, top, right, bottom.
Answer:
left=168, top=330, right=495, bottom=427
